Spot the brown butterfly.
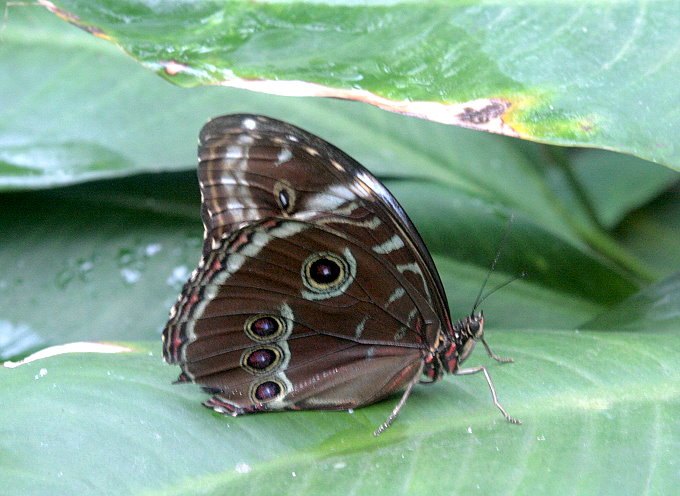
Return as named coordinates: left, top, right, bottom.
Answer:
left=162, top=114, right=520, bottom=435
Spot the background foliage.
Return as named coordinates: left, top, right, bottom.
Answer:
left=1, top=2, right=678, bottom=495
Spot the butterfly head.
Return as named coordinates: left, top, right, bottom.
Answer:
left=452, top=311, right=485, bottom=364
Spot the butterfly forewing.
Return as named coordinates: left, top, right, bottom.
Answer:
left=198, top=114, right=450, bottom=321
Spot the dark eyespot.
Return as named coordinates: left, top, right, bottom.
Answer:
left=310, top=258, right=341, bottom=285
left=302, top=252, right=348, bottom=291
left=300, top=250, right=356, bottom=299
left=251, top=317, right=279, bottom=337
left=244, top=315, right=285, bottom=342
left=247, top=349, right=277, bottom=369
left=254, top=380, right=282, bottom=401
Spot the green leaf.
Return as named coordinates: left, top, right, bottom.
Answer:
left=2, top=5, right=675, bottom=245
left=37, top=0, right=680, bottom=169
left=569, top=150, right=678, bottom=229
left=2, top=322, right=678, bottom=495
left=614, top=185, right=680, bottom=278
left=582, top=271, right=680, bottom=332
left=0, top=174, right=201, bottom=350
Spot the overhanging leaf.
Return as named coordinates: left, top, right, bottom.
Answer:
left=37, top=0, right=680, bottom=169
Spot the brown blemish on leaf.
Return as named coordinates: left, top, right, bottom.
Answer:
left=460, top=101, right=509, bottom=125
left=38, top=0, right=110, bottom=40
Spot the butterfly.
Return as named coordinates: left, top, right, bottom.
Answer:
left=162, top=114, right=520, bottom=435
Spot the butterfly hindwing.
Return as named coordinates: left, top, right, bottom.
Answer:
left=164, top=218, right=433, bottom=411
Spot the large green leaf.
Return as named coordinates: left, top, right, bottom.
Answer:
left=583, top=271, right=680, bottom=332
left=614, top=184, right=680, bottom=277
left=2, top=309, right=678, bottom=496
left=35, top=0, right=680, bottom=169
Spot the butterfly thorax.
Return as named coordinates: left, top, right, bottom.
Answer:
left=452, top=311, right=485, bottom=363
left=426, top=311, right=485, bottom=378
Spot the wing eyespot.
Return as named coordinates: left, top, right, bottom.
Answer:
left=273, top=181, right=296, bottom=214
left=250, top=379, right=285, bottom=402
left=241, top=346, right=283, bottom=375
left=301, top=249, right=356, bottom=300
left=303, top=252, right=346, bottom=290
left=244, top=315, right=285, bottom=342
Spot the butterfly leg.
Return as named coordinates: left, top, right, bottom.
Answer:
left=373, top=377, right=418, bottom=436
left=481, top=337, right=514, bottom=364
left=454, top=365, right=521, bottom=424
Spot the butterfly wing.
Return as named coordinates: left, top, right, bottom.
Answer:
left=198, top=114, right=452, bottom=323
left=163, top=114, right=453, bottom=413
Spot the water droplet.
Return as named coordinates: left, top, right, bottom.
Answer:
left=77, top=257, right=95, bottom=282
left=79, top=260, right=93, bottom=272
left=120, top=268, right=141, bottom=284
left=145, top=243, right=163, bottom=257
left=235, top=463, right=251, bottom=474
left=55, top=255, right=96, bottom=287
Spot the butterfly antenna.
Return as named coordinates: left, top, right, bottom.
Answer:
left=472, top=215, right=515, bottom=313
left=475, top=271, right=526, bottom=310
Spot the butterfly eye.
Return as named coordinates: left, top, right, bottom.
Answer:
left=241, top=346, right=282, bottom=374
left=251, top=379, right=284, bottom=402
left=244, top=315, right=285, bottom=342
left=468, top=321, right=480, bottom=333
